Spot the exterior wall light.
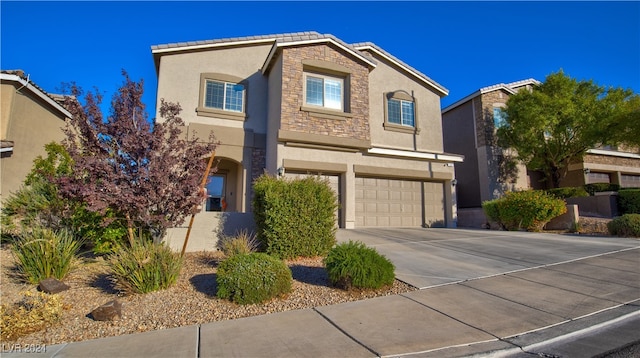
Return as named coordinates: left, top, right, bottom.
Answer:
left=277, top=167, right=285, bottom=177
left=584, top=168, right=591, bottom=175
left=451, top=179, right=458, bottom=186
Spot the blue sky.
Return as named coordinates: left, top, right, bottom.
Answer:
left=2, top=1, right=639, bottom=118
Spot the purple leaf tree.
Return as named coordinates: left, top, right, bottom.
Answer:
left=58, top=71, right=217, bottom=245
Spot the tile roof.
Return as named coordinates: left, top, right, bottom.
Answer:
left=151, top=31, right=325, bottom=51
left=353, top=42, right=448, bottom=96
left=1, top=70, right=72, bottom=118
left=442, top=78, right=541, bottom=114
left=151, top=32, right=447, bottom=96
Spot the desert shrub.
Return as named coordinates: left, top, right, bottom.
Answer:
left=109, top=239, right=183, bottom=294
left=546, top=187, right=589, bottom=199
left=607, top=214, right=640, bottom=237
left=217, top=253, right=292, bottom=305
left=253, top=174, right=338, bottom=259
left=482, top=190, right=567, bottom=231
left=217, top=229, right=260, bottom=257
left=584, top=183, right=620, bottom=196
left=618, top=189, right=640, bottom=214
left=0, top=291, right=63, bottom=341
left=72, top=208, right=128, bottom=255
left=12, top=228, right=81, bottom=284
left=324, top=240, right=395, bottom=290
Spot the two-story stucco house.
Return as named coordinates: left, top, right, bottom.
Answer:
left=152, top=32, right=463, bottom=251
left=1, top=70, right=71, bottom=198
left=442, top=79, right=640, bottom=227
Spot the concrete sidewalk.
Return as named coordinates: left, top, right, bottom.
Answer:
left=4, top=230, right=640, bottom=357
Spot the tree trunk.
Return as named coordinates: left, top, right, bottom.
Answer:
left=125, top=213, right=135, bottom=246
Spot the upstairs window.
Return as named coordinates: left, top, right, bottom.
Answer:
left=383, top=91, right=419, bottom=134
left=197, top=73, right=247, bottom=121
left=493, top=107, right=506, bottom=128
left=387, top=98, right=415, bottom=127
left=305, top=73, right=343, bottom=110
left=205, top=80, right=245, bottom=112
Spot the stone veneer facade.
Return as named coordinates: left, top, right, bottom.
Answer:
left=279, top=45, right=370, bottom=142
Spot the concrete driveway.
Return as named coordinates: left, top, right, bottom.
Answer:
left=336, top=228, right=640, bottom=289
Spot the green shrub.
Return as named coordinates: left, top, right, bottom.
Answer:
left=546, top=187, right=589, bottom=199
left=607, top=214, right=640, bottom=237
left=618, top=189, right=640, bottom=214
left=253, top=174, right=338, bottom=259
left=217, top=253, right=292, bottom=305
left=324, top=241, right=395, bottom=290
left=12, top=228, right=81, bottom=284
left=584, top=183, right=620, bottom=196
left=0, top=291, right=63, bottom=341
left=72, top=208, right=128, bottom=255
left=482, top=190, right=567, bottom=231
left=109, top=239, right=183, bottom=294
left=217, top=229, right=260, bottom=257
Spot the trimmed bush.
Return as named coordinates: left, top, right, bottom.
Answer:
left=217, top=253, right=292, bottom=304
left=12, top=228, right=81, bottom=284
left=253, top=174, right=338, bottom=259
left=546, top=187, right=589, bottom=199
left=482, top=190, right=567, bottom=231
left=584, top=183, right=620, bottom=196
left=607, top=214, right=640, bottom=237
left=217, top=229, right=260, bottom=257
left=109, top=239, right=183, bottom=294
left=0, top=291, right=63, bottom=341
left=618, top=189, right=640, bottom=214
left=324, top=241, right=395, bottom=290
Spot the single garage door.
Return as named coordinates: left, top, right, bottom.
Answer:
left=355, top=177, right=445, bottom=227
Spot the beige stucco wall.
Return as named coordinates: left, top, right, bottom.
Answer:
left=154, top=44, right=272, bottom=135
left=365, top=54, right=444, bottom=152
left=266, top=55, right=284, bottom=173
left=1, top=82, right=67, bottom=197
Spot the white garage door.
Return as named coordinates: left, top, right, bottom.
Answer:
left=355, top=177, right=445, bottom=227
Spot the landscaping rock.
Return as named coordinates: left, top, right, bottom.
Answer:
left=38, top=278, right=70, bottom=294
left=91, top=300, right=123, bottom=321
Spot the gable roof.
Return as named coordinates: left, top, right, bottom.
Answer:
left=151, top=32, right=447, bottom=95
left=1, top=70, right=72, bottom=119
left=442, top=78, right=541, bottom=114
left=151, top=31, right=377, bottom=73
left=259, top=32, right=377, bottom=73
left=353, top=42, right=448, bottom=97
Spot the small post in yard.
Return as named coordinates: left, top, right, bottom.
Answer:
left=181, top=151, right=216, bottom=257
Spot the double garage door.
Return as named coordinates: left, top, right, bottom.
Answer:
left=355, top=177, right=445, bottom=227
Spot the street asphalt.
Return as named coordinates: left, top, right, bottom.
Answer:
left=3, top=228, right=639, bottom=358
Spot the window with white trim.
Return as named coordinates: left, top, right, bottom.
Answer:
left=204, top=80, right=245, bottom=113
left=387, top=98, right=415, bottom=127
left=304, top=73, right=343, bottom=110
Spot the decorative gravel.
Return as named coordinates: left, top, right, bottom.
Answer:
left=0, top=247, right=416, bottom=346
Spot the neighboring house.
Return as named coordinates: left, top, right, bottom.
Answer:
left=441, top=79, right=640, bottom=227
left=1, top=70, right=71, bottom=198
left=152, top=32, right=463, bottom=251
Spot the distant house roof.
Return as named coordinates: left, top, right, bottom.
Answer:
left=0, top=70, right=72, bottom=119
left=151, top=31, right=448, bottom=96
left=442, top=78, right=541, bottom=114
